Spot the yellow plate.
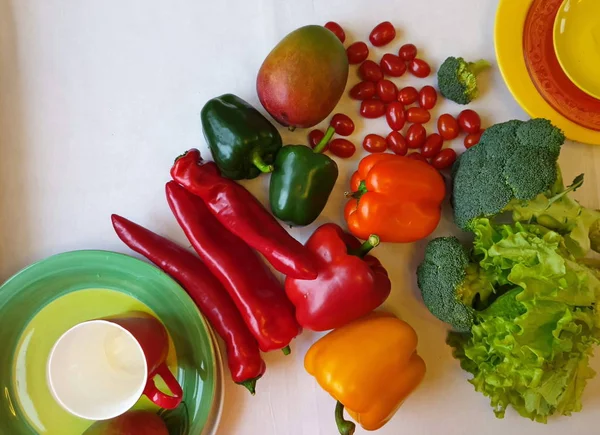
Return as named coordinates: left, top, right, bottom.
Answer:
left=495, top=0, right=600, bottom=145
left=554, top=0, right=600, bottom=100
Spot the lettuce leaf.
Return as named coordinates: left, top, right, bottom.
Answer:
left=448, top=219, right=600, bottom=422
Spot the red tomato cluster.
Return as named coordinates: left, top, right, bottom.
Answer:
left=321, top=21, right=486, bottom=168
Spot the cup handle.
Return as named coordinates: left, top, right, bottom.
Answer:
left=143, top=363, right=183, bottom=410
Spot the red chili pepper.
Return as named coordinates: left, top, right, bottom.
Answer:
left=111, top=214, right=266, bottom=394
left=170, top=149, right=317, bottom=280
left=285, top=223, right=391, bottom=331
left=166, top=182, right=301, bottom=353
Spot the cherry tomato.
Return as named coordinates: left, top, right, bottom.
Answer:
left=358, top=60, right=383, bottom=82
left=406, top=107, right=431, bottom=124
left=360, top=99, right=386, bottom=119
left=329, top=138, right=356, bottom=158
left=347, top=42, right=369, bottom=64
left=419, top=86, right=438, bottom=110
left=376, top=79, right=398, bottom=103
left=386, top=131, right=408, bottom=156
left=330, top=113, right=355, bottom=136
left=397, top=86, right=419, bottom=105
left=363, top=134, right=387, bottom=153
left=398, top=43, right=418, bottom=61
left=431, top=148, right=457, bottom=169
left=380, top=53, right=406, bottom=77
left=464, top=130, right=484, bottom=149
left=385, top=102, right=406, bottom=131
left=308, top=129, right=326, bottom=150
left=421, top=133, right=444, bottom=158
left=324, top=22, right=346, bottom=43
left=369, top=21, right=396, bottom=47
left=408, top=152, right=427, bottom=162
left=349, top=81, right=376, bottom=100
left=408, top=59, right=431, bottom=78
left=437, top=114, right=460, bottom=140
left=406, top=124, right=427, bottom=149
left=457, top=109, right=482, bottom=134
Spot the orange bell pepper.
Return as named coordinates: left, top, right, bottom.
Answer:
left=344, top=154, right=445, bottom=243
left=305, top=312, right=426, bottom=434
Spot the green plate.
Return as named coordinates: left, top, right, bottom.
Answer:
left=0, top=250, right=218, bottom=435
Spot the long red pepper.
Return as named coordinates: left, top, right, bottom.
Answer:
left=111, top=214, right=266, bottom=394
left=166, top=181, right=301, bottom=353
left=170, top=149, right=317, bottom=280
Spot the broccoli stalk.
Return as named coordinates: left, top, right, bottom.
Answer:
left=437, top=57, right=491, bottom=104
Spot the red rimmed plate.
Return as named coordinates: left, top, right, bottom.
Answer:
left=523, top=0, right=600, bottom=131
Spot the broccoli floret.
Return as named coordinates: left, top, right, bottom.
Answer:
left=452, top=119, right=566, bottom=227
left=452, top=117, right=600, bottom=256
left=437, top=57, right=491, bottom=104
left=417, top=237, right=495, bottom=332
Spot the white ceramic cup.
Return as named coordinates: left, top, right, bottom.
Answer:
left=47, top=320, right=148, bottom=421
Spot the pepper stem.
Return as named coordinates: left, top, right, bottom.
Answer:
left=282, top=345, right=291, bottom=356
left=469, top=59, right=491, bottom=76
left=313, top=126, right=335, bottom=154
left=348, top=235, right=380, bottom=258
left=251, top=150, right=274, bottom=173
left=238, top=376, right=261, bottom=395
left=344, top=180, right=368, bottom=200
left=335, top=402, right=356, bottom=435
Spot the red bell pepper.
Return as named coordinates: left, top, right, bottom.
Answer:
left=111, top=214, right=266, bottom=394
left=284, top=223, right=391, bottom=331
left=166, top=181, right=301, bottom=353
left=170, top=149, right=317, bottom=280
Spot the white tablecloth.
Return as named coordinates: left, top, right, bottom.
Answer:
left=1, top=0, right=599, bottom=434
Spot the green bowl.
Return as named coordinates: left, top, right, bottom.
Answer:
left=0, top=250, right=219, bottom=435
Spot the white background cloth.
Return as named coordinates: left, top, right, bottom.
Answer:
left=1, top=1, right=600, bottom=434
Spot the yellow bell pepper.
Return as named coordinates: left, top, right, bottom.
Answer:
left=305, top=312, right=426, bottom=434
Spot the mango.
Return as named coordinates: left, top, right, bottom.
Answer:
left=257, top=25, right=349, bottom=129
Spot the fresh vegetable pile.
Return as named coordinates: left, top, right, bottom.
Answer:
left=106, top=16, right=600, bottom=434
left=417, top=118, right=600, bottom=422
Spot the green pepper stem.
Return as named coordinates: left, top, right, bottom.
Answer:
left=469, top=59, right=491, bottom=76
left=348, top=235, right=380, bottom=258
left=238, top=376, right=261, bottom=395
left=313, top=126, right=335, bottom=154
left=251, top=150, right=274, bottom=173
left=344, top=180, right=368, bottom=200
left=282, top=345, right=291, bottom=356
left=335, top=402, right=356, bottom=435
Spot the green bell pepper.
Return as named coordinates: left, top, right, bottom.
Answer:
left=201, top=94, right=282, bottom=180
left=269, top=129, right=338, bottom=226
